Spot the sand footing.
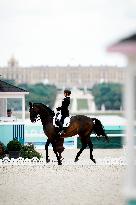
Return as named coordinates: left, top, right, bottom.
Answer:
left=0, top=149, right=126, bottom=205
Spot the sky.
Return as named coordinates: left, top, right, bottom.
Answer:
left=0, top=0, right=136, bottom=67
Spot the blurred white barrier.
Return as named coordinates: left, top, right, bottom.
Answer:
left=0, top=156, right=127, bottom=166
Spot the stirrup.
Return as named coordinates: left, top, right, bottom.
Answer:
left=60, top=130, right=65, bottom=135
left=58, top=130, right=64, bottom=135
left=59, top=127, right=67, bottom=135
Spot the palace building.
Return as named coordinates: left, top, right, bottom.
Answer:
left=0, top=56, right=126, bottom=88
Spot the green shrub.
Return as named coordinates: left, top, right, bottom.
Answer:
left=20, top=144, right=42, bottom=159
left=0, top=141, right=6, bottom=159
left=7, top=140, right=22, bottom=151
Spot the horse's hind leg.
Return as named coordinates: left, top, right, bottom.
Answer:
left=88, top=139, right=96, bottom=164
left=74, top=142, right=87, bottom=162
left=45, top=139, right=50, bottom=163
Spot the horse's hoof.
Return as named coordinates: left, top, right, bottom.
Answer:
left=58, top=162, right=62, bottom=165
left=74, top=158, right=78, bottom=162
left=91, top=158, right=96, bottom=164
left=46, top=159, right=50, bottom=163
left=60, top=157, right=64, bottom=161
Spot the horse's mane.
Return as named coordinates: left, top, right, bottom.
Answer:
left=33, top=103, right=55, bottom=117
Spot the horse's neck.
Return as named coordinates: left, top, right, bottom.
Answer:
left=39, top=112, right=53, bottom=126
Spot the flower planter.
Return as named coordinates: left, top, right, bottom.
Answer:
left=9, top=151, right=20, bottom=159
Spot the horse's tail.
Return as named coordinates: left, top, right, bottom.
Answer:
left=92, top=118, right=109, bottom=142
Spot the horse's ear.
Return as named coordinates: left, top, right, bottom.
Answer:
left=29, top=102, right=33, bottom=109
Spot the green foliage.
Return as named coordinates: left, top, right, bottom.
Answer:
left=1, top=79, right=57, bottom=111
left=3, top=141, right=42, bottom=159
left=91, top=83, right=123, bottom=110
left=18, top=83, right=57, bottom=110
left=20, top=144, right=42, bottom=159
left=7, top=140, right=22, bottom=151
left=0, top=141, right=6, bottom=159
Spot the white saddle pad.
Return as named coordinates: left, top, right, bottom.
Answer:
left=53, top=111, right=70, bottom=127
left=63, top=117, right=70, bottom=127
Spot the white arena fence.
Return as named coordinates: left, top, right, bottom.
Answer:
left=0, top=156, right=127, bottom=166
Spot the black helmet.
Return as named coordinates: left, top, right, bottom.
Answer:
left=64, top=89, right=71, bottom=95
left=7, top=109, right=12, bottom=112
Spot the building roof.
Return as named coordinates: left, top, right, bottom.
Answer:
left=107, top=33, right=136, bottom=55
left=120, top=34, right=136, bottom=43
left=0, top=80, right=28, bottom=92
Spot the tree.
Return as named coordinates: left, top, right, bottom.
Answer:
left=18, top=83, right=57, bottom=110
left=0, top=79, right=57, bottom=111
left=91, top=83, right=123, bottom=110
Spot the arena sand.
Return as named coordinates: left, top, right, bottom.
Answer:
left=0, top=149, right=126, bottom=205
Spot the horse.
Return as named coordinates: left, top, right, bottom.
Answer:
left=29, top=102, right=109, bottom=165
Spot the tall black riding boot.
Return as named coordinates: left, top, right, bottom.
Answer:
left=55, top=120, right=63, bottom=132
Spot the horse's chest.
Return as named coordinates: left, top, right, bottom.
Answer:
left=43, top=126, right=54, bottom=136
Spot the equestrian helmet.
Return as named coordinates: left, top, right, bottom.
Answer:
left=64, top=89, right=71, bottom=95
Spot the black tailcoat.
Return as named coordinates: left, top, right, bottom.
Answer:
left=57, top=96, right=70, bottom=117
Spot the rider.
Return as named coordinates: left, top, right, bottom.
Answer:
left=56, top=89, right=71, bottom=135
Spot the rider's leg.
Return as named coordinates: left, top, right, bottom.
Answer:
left=56, top=116, right=67, bottom=135
left=55, top=120, right=63, bottom=131
left=59, top=116, right=66, bottom=134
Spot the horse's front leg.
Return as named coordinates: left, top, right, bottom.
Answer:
left=45, top=139, right=50, bottom=163
left=59, top=152, right=64, bottom=161
left=52, top=141, right=62, bottom=165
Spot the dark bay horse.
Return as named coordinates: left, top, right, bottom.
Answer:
left=29, top=102, right=109, bottom=165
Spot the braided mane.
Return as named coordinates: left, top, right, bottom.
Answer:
left=33, top=103, right=55, bottom=117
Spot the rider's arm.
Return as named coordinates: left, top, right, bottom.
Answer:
left=56, top=97, right=70, bottom=111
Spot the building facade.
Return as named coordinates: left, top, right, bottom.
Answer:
left=0, top=57, right=126, bottom=88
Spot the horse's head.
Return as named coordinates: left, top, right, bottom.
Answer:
left=29, top=102, right=40, bottom=122
left=29, top=102, right=55, bottom=123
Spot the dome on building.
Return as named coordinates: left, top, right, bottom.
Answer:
left=8, top=56, right=19, bottom=67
